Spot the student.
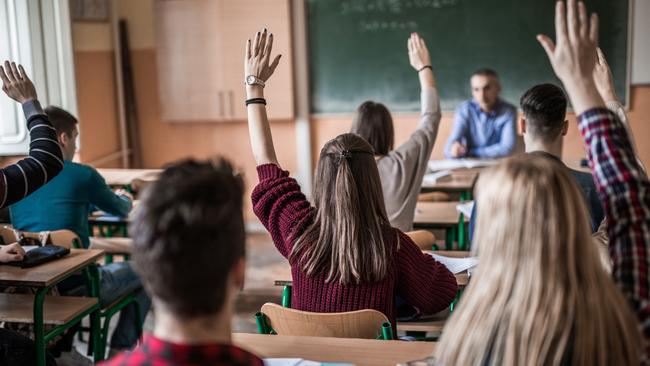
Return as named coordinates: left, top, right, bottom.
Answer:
left=0, top=62, right=64, bottom=209
left=437, top=1, right=648, bottom=363
left=10, top=106, right=131, bottom=248
left=468, top=83, right=604, bottom=244
left=350, top=33, right=441, bottom=232
left=246, top=29, right=457, bottom=327
left=9, top=107, right=149, bottom=354
left=102, top=159, right=263, bottom=366
left=444, top=69, right=516, bottom=159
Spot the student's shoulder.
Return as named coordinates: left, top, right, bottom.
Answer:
left=66, top=162, right=104, bottom=183
left=569, top=168, right=597, bottom=190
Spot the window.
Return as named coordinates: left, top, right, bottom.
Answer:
left=0, top=0, right=77, bottom=155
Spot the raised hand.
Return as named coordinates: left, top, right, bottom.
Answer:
left=593, top=48, right=617, bottom=102
left=537, top=0, right=603, bottom=114
left=245, top=28, right=282, bottom=84
left=0, top=61, right=37, bottom=104
left=408, top=32, right=431, bottom=71
left=0, top=243, right=26, bottom=263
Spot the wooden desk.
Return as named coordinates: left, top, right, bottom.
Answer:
left=89, top=237, right=133, bottom=254
left=97, top=168, right=162, bottom=187
left=421, top=168, right=480, bottom=195
left=0, top=249, right=104, bottom=365
left=414, top=201, right=469, bottom=250
left=232, top=333, right=436, bottom=366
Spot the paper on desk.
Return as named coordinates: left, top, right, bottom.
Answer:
left=422, top=170, right=452, bottom=186
left=427, top=159, right=497, bottom=172
left=21, top=246, right=40, bottom=252
left=429, top=253, right=478, bottom=274
left=456, top=201, right=475, bottom=217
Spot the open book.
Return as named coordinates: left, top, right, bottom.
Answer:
left=427, top=158, right=498, bottom=172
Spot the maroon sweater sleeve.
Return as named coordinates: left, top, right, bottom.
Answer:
left=251, top=163, right=314, bottom=258
left=396, top=231, right=458, bottom=314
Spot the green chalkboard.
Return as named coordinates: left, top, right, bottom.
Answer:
left=307, top=0, right=629, bottom=113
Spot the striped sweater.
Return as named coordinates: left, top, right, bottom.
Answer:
left=0, top=100, right=63, bottom=208
left=252, top=163, right=458, bottom=327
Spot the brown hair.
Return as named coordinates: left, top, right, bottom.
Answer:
left=290, top=133, right=392, bottom=285
left=130, top=158, right=245, bottom=317
left=436, top=156, right=641, bottom=365
left=350, top=101, right=394, bottom=156
left=44, top=106, right=78, bottom=137
left=520, top=83, right=568, bottom=142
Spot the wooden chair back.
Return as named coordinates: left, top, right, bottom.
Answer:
left=0, top=226, right=15, bottom=245
left=405, top=230, right=436, bottom=250
left=260, top=303, right=389, bottom=339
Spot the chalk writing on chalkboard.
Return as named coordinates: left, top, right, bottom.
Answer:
left=360, top=20, right=418, bottom=32
left=341, top=0, right=459, bottom=16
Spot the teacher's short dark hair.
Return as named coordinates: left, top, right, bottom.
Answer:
left=472, top=68, right=499, bottom=79
left=130, top=157, right=245, bottom=317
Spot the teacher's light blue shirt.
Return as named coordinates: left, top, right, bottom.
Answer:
left=444, top=99, right=517, bottom=158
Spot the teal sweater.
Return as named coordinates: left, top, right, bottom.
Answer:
left=10, top=161, right=132, bottom=248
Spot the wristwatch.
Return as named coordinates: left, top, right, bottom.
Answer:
left=245, top=75, right=265, bottom=88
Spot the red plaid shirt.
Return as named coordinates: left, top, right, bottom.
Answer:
left=100, top=334, right=264, bottom=366
left=578, top=108, right=650, bottom=359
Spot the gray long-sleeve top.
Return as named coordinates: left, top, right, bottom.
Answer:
left=377, top=88, right=441, bottom=232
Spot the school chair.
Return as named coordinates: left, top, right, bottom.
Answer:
left=255, top=302, right=393, bottom=340
left=405, top=230, right=436, bottom=251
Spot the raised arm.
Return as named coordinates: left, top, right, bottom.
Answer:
left=592, top=47, right=646, bottom=174
left=245, top=28, right=282, bottom=167
left=0, top=62, right=63, bottom=207
left=539, top=0, right=650, bottom=358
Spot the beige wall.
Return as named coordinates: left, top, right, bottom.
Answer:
left=71, top=0, right=650, bottom=219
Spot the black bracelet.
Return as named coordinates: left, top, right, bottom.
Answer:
left=418, top=65, right=433, bottom=73
left=246, top=98, right=267, bottom=106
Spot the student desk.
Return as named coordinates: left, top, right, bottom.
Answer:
left=421, top=168, right=480, bottom=199
left=0, top=249, right=105, bottom=365
left=414, top=202, right=469, bottom=250
left=96, top=168, right=161, bottom=188
left=233, top=333, right=436, bottom=366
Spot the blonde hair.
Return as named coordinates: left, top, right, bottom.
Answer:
left=436, top=156, right=641, bottom=365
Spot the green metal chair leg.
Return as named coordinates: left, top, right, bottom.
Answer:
left=381, top=322, right=394, bottom=340
left=445, top=228, right=454, bottom=250
left=255, top=312, right=271, bottom=334
left=458, top=213, right=466, bottom=251
left=105, top=254, right=114, bottom=264
left=282, top=285, right=292, bottom=308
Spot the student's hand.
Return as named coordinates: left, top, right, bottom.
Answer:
left=593, top=48, right=617, bottom=102
left=0, top=61, right=37, bottom=104
left=0, top=243, right=26, bottom=263
left=245, top=28, right=281, bottom=96
left=450, top=142, right=467, bottom=158
left=408, top=33, right=431, bottom=71
left=537, top=0, right=604, bottom=114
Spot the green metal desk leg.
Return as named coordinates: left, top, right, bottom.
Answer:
left=88, top=264, right=103, bottom=362
left=458, top=213, right=466, bottom=251
left=105, top=254, right=114, bottom=264
left=34, top=287, right=48, bottom=366
left=282, top=285, right=292, bottom=308
left=445, top=228, right=454, bottom=250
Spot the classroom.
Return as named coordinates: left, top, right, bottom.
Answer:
left=0, top=0, right=648, bottom=365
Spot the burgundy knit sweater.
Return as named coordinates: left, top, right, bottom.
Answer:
left=252, top=164, right=458, bottom=327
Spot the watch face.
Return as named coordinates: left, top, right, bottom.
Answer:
left=246, top=75, right=256, bottom=84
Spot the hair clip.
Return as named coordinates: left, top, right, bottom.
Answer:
left=340, top=150, right=352, bottom=159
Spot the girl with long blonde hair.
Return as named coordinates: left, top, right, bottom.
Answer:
left=436, top=156, right=641, bottom=365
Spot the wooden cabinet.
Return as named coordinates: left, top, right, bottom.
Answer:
left=154, top=0, right=294, bottom=122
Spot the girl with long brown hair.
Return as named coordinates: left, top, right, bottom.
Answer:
left=244, top=29, right=457, bottom=327
left=437, top=1, right=647, bottom=364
